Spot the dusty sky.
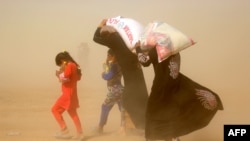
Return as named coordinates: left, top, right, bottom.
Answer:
left=0, top=0, right=250, bottom=132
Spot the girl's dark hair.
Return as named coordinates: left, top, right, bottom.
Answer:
left=55, top=51, right=79, bottom=67
left=55, top=51, right=82, bottom=80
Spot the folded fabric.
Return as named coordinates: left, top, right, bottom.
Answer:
left=140, top=21, right=196, bottom=62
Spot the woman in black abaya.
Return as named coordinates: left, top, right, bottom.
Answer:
left=136, top=43, right=223, bottom=141
left=93, top=19, right=148, bottom=130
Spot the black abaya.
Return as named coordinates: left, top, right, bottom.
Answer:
left=140, top=48, right=223, bottom=140
left=93, top=27, right=148, bottom=129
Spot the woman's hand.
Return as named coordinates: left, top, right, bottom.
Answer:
left=134, top=41, right=141, bottom=48
left=98, top=19, right=107, bottom=28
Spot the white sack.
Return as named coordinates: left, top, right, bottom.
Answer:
left=140, top=21, right=196, bottom=62
left=106, top=16, right=144, bottom=50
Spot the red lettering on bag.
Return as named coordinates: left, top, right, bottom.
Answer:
left=123, top=25, right=133, bottom=44
left=108, top=18, right=120, bottom=24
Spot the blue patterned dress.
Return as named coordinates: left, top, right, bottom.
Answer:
left=99, top=61, right=124, bottom=127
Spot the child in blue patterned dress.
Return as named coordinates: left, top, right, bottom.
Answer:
left=97, top=49, right=125, bottom=134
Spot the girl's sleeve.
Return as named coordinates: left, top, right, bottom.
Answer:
left=63, top=63, right=73, bottom=78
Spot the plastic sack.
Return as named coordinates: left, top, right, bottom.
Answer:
left=106, top=16, right=144, bottom=50
left=140, top=21, right=195, bottom=62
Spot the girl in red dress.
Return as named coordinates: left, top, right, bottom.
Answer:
left=52, top=51, right=83, bottom=139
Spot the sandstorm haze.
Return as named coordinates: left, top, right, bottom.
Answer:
left=0, top=0, right=250, bottom=141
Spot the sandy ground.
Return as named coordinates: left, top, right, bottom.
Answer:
left=0, top=84, right=228, bottom=141
left=0, top=87, right=147, bottom=141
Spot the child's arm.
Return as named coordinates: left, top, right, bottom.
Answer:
left=56, top=62, right=70, bottom=83
left=102, top=63, right=116, bottom=80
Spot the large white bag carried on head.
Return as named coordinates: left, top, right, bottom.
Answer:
left=140, top=21, right=196, bottom=62
left=106, top=16, right=144, bottom=51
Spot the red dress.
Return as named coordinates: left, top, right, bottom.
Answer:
left=55, top=62, right=79, bottom=110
